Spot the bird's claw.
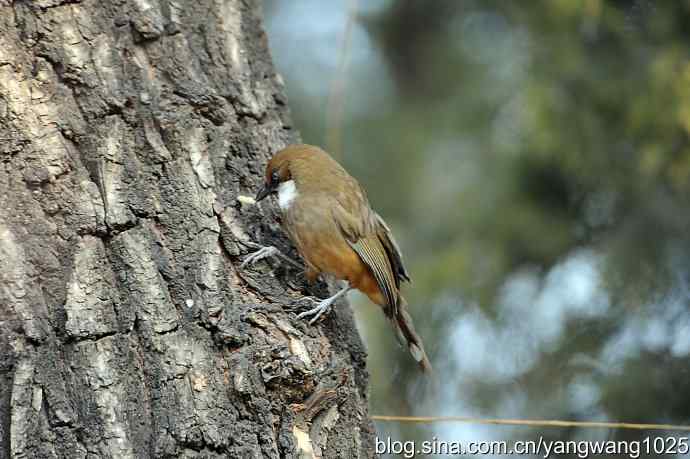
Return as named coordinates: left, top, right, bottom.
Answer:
left=296, top=298, right=336, bottom=324
left=295, top=285, right=351, bottom=325
left=240, top=246, right=279, bottom=268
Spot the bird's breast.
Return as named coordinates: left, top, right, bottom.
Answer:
left=281, top=196, right=386, bottom=305
left=281, top=197, right=359, bottom=274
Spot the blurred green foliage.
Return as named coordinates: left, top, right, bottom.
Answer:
left=266, top=0, right=690, bottom=452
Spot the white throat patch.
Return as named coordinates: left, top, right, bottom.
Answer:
left=278, top=180, right=298, bottom=210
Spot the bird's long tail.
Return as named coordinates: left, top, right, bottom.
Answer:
left=390, top=296, right=432, bottom=373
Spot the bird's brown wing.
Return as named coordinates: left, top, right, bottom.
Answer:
left=330, top=181, right=405, bottom=314
left=348, top=235, right=399, bottom=314
left=329, top=178, right=429, bottom=372
left=373, top=212, right=411, bottom=283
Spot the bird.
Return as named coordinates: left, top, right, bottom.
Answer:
left=244, top=144, right=432, bottom=372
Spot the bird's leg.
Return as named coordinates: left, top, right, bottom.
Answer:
left=240, top=242, right=303, bottom=270
left=297, top=283, right=351, bottom=324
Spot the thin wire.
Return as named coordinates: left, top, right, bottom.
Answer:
left=371, top=415, right=690, bottom=432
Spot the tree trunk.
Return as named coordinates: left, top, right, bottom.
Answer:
left=0, top=1, right=374, bottom=457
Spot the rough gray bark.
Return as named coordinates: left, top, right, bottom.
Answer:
left=0, top=1, right=375, bottom=458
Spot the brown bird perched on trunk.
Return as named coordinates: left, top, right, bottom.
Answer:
left=244, top=144, right=432, bottom=372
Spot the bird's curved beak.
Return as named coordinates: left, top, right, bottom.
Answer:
left=255, top=183, right=272, bottom=202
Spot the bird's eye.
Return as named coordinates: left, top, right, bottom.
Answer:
left=271, top=170, right=280, bottom=184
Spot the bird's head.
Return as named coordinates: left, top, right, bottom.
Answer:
left=255, top=144, right=333, bottom=202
